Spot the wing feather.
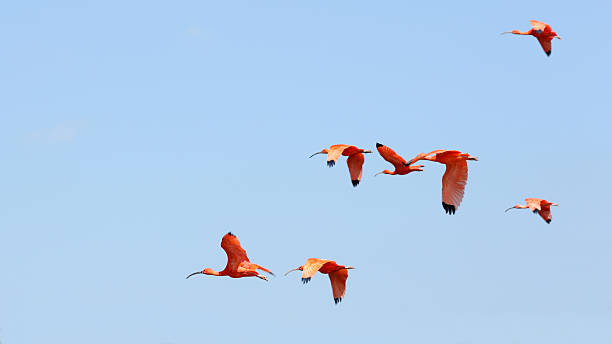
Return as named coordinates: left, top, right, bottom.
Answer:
left=536, top=37, right=552, bottom=56
left=525, top=198, right=543, bottom=212
left=376, top=144, right=407, bottom=170
left=346, top=153, right=364, bottom=187
left=530, top=20, right=552, bottom=33
left=441, top=159, right=468, bottom=210
left=221, top=233, right=250, bottom=272
left=329, top=268, right=349, bottom=304
left=301, top=258, right=332, bottom=283
left=326, top=145, right=350, bottom=167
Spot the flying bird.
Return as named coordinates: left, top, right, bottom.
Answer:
left=502, top=20, right=561, bottom=56
left=374, top=142, right=424, bottom=176
left=285, top=258, right=354, bottom=304
left=186, top=232, right=274, bottom=281
left=310, top=144, right=373, bottom=187
left=505, top=198, right=559, bottom=223
left=406, top=150, right=478, bottom=214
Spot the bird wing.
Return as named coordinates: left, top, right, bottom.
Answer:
left=525, top=198, right=542, bottom=212
left=441, top=158, right=468, bottom=211
left=346, top=153, right=365, bottom=187
left=530, top=20, right=552, bottom=34
left=536, top=36, right=552, bottom=56
left=538, top=203, right=553, bottom=223
left=328, top=268, right=349, bottom=304
left=301, top=258, right=332, bottom=282
left=376, top=143, right=407, bottom=170
left=221, top=232, right=250, bottom=271
left=405, top=150, right=447, bottom=166
left=325, top=145, right=350, bottom=167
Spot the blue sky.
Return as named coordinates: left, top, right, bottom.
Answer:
left=1, top=1, right=611, bottom=343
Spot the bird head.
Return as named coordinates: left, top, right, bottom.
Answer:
left=309, top=149, right=328, bottom=158
left=186, top=268, right=216, bottom=279
left=504, top=205, right=521, bottom=212
left=284, top=266, right=304, bottom=276
left=374, top=170, right=393, bottom=176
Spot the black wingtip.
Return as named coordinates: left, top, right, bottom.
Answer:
left=546, top=219, right=551, bottom=224
left=301, top=277, right=311, bottom=284
left=546, top=50, right=551, bottom=56
left=327, top=160, right=335, bottom=167
left=442, top=202, right=456, bottom=215
left=334, top=297, right=342, bottom=304
left=227, top=232, right=235, bottom=237
left=376, top=142, right=383, bottom=148
left=351, top=180, right=360, bottom=187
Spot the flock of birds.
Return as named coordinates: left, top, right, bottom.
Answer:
left=186, top=20, right=562, bottom=304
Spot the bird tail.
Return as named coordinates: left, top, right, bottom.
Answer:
left=256, top=265, right=275, bottom=276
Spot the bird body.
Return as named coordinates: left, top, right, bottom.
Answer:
left=285, top=258, right=354, bottom=304
left=407, top=150, right=478, bottom=214
left=186, top=232, right=274, bottom=281
left=505, top=198, right=559, bottom=223
left=310, top=145, right=373, bottom=187
left=502, top=20, right=561, bottom=56
left=375, top=143, right=424, bottom=176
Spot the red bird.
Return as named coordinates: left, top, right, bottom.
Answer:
left=374, top=142, right=424, bottom=176
left=502, top=20, right=561, bottom=56
left=505, top=198, right=559, bottom=223
left=186, top=232, right=274, bottom=281
left=285, top=258, right=354, bottom=304
left=407, top=150, right=478, bottom=214
left=309, top=144, right=373, bottom=187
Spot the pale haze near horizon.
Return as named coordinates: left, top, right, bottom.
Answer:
left=1, top=1, right=611, bottom=343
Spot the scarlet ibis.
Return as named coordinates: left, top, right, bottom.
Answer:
left=310, top=144, right=373, bottom=187
left=186, top=232, right=274, bottom=281
left=374, top=142, right=424, bottom=176
left=285, top=258, right=354, bottom=304
left=505, top=198, right=559, bottom=223
left=407, top=150, right=478, bottom=214
left=502, top=20, right=561, bottom=56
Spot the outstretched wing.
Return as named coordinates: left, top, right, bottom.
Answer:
left=441, top=158, right=468, bottom=214
left=538, top=204, right=553, bottom=223
left=525, top=198, right=542, bottom=213
left=328, top=268, right=349, bottom=304
left=301, top=258, right=332, bottom=284
left=326, top=145, right=350, bottom=167
left=376, top=143, right=407, bottom=170
left=405, top=149, right=447, bottom=166
left=221, top=232, right=250, bottom=271
left=346, top=153, right=364, bottom=187
left=536, top=36, right=552, bottom=56
left=530, top=20, right=552, bottom=34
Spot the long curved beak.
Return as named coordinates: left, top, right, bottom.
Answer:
left=500, top=31, right=513, bottom=35
left=284, top=268, right=300, bottom=276
left=555, top=36, right=562, bottom=39
left=552, top=203, right=559, bottom=206
left=186, top=271, right=203, bottom=279
left=374, top=172, right=384, bottom=177
left=345, top=266, right=355, bottom=270
left=504, top=207, right=515, bottom=212
left=309, top=152, right=324, bottom=158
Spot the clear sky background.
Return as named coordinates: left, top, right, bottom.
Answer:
left=1, top=1, right=611, bottom=343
